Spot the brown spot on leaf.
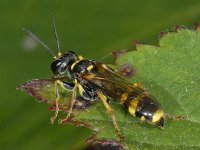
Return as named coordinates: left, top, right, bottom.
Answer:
left=49, top=96, right=95, bottom=111
left=112, top=50, right=126, bottom=64
left=17, top=79, right=55, bottom=104
left=175, top=25, right=187, bottom=31
left=159, top=31, right=168, bottom=38
left=194, top=22, right=199, bottom=31
left=17, top=78, right=71, bottom=106
left=118, top=63, right=136, bottom=78
left=85, top=140, right=125, bottom=150
left=73, top=96, right=94, bottom=110
left=59, top=115, right=92, bottom=128
left=132, top=40, right=140, bottom=47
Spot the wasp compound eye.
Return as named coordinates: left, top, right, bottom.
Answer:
left=51, top=59, right=67, bottom=75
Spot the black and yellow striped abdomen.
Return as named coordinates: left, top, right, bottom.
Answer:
left=121, top=88, right=164, bottom=127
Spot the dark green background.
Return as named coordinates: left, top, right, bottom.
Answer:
left=1, top=0, right=200, bottom=149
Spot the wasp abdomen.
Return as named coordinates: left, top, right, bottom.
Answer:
left=121, top=91, right=164, bottom=127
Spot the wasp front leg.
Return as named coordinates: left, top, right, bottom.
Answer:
left=59, top=80, right=79, bottom=123
left=50, top=80, right=75, bottom=124
left=66, top=84, right=77, bottom=119
left=96, top=91, right=124, bottom=142
left=50, top=80, right=60, bottom=124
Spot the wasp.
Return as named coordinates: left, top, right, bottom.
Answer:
left=24, top=17, right=164, bottom=141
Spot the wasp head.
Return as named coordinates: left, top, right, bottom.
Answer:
left=51, top=51, right=77, bottom=75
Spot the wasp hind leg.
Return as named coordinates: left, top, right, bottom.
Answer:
left=96, top=91, right=124, bottom=142
left=165, top=114, right=186, bottom=121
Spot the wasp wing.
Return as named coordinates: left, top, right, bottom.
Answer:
left=81, top=62, right=137, bottom=98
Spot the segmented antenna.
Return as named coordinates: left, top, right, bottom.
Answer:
left=52, top=16, right=61, bottom=54
left=22, top=28, right=56, bottom=57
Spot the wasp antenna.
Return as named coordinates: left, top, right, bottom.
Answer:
left=52, top=16, right=61, bottom=54
left=23, top=28, right=56, bottom=57
left=98, top=52, right=112, bottom=61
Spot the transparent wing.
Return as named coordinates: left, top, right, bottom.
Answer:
left=81, top=62, right=136, bottom=98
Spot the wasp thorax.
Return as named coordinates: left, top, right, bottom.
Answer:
left=51, top=51, right=77, bottom=75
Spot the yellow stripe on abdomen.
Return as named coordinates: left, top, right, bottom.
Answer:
left=128, top=97, right=140, bottom=116
left=121, top=90, right=164, bottom=127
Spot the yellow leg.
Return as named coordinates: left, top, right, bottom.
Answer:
left=50, top=80, right=60, bottom=124
left=50, top=79, right=79, bottom=124
left=96, top=91, right=124, bottom=142
left=133, top=82, right=145, bottom=90
left=59, top=83, right=77, bottom=123
left=67, top=84, right=77, bottom=118
left=165, top=114, right=186, bottom=120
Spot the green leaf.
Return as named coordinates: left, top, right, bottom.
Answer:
left=18, top=28, right=200, bottom=150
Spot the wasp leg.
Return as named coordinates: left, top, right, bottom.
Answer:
left=96, top=91, right=124, bottom=142
left=133, top=82, right=145, bottom=90
left=50, top=80, right=75, bottom=124
left=67, top=84, right=77, bottom=118
left=59, top=82, right=78, bottom=123
left=165, top=114, right=186, bottom=120
left=50, top=80, right=60, bottom=124
left=62, top=81, right=75, bottom=90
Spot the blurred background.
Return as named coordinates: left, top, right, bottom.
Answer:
left=1, top=0, right=200, bottom=149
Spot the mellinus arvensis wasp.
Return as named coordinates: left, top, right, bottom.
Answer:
left=24, top=17, right=164, bottom=140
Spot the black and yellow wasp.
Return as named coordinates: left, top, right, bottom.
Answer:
left=24, top=17, right=164, bottom=140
